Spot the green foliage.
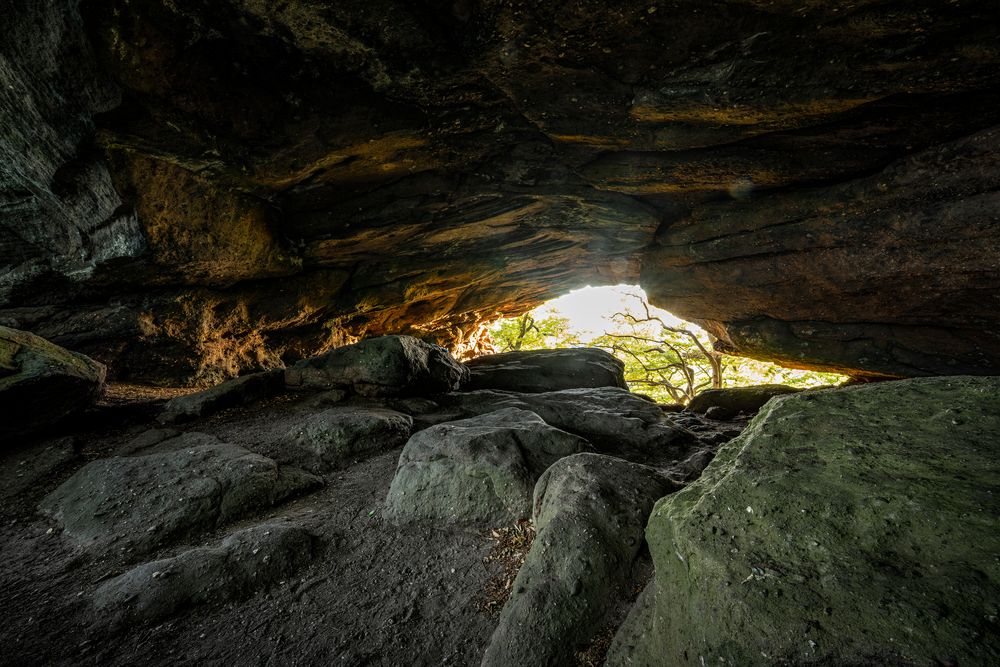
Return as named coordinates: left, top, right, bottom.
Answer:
left=489, top=312, right=581, bottom=352
left=591, top=302, right=721, bottom=404
left=488, top=294, right=845, bottom=404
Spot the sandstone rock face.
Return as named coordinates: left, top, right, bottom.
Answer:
left=93, top=522, right=315, bottom=629
left=0, top=326, right=106, bottom=440
left=384, top=408, right=590, bottom=525
left=483, top=453, right=676, bottom=667
left=40, top=443, right=321, bottom=554
left=610, top=377, right=1000, bottom=666
left=3, top=1, right=1000, bottom=383
left=464, top=348, right=627, bottom=393
left=286, top=336, right=468, bottom=397
left=281, top=407, right=413, bottom=473
left=642, top=127, right=1000, bottom=378
left=685, top=384, right=802, bottom=419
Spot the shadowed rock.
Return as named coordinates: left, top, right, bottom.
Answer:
left=385, top=408, right=591, bottom=526
left=464, top=348, right=627, bottom=393
left=40, top=444, right=321, bottom=555
left=438, top=387, right=695, bottom=464
left=285, top=335, right=468, bottom=397
left=280, top=407, right=413, bottom=473
left=685, top=384, right=802, bottom=419
left=93, top=522, right=316, bottom=628
left=0, top=436, right=76, bottom=499
left=158, top=370, right=285, bottom=424
left=609, top=376, right=1000, bottom=665
left=482, top=453, right=677, bottom=667
left=0, top=326, right=106, bottom=440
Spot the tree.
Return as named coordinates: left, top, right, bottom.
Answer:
left=489, top=312, right=580, bottom=352
left=593, top=296, right=723, bottom=404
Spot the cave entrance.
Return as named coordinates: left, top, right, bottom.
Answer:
left=485, top=285, right=845, bottom=405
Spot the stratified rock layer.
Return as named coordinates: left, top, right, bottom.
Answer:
left=2, top=1, right=1000, bottom=382
left=609, top=377, right=1000, bottom=666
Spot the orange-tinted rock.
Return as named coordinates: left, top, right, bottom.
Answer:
left=2, top=0, right=1000, bottom=382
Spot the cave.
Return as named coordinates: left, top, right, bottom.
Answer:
left=2, top=1, right=999, bottom=665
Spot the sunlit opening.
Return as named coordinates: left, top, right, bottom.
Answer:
left=487, top=285, right=846, bottom=404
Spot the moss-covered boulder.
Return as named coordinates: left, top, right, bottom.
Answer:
left=483, top=453, right=676, bottom=667
left=0, top=326, right=106, bottom=440
left=609, top=376, right=1000, bottom=666
left=384, top=408, right=591, bottom=526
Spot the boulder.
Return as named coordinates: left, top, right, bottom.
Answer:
left=384, top=408, right=591, bottom=525
left=685, top=383, right=802, bottom=418
left=158, top=369, right=285, bottom=424
left=438, top=387, right=695, bottom=462
left=609, top=376, right=1000, bottom=666
left=482, top=453, right=676, bottom=667
left=0, top=326, right=106, bottom=440
left=93, top=522, right=315, bottom=628
left=40, top=444, right=321, bottom=555
left=285, top=335, right=468, bottom=396
left=280, top=407, right=413, bottom=473
left=464, top=348, right=627, bottom=393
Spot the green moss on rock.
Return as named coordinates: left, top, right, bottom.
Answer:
left=611, top=376, right=1000, bottom=666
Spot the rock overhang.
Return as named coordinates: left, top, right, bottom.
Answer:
left=2, top=0, right=1000, bottom=383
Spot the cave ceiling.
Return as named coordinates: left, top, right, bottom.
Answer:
left=2, top=0, right=999, bottom=383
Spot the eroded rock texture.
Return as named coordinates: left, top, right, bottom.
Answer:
left=609, top=377, right=1000, bottom=665
left=2, top=1, right=1000, bottom=383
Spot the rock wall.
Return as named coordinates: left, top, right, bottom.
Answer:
left=2, top=0, right=999, bottom=383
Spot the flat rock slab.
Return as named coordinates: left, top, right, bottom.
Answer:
left=439, top=387, right=695, bottom=460
left=40, top=444, right=321, bottom=555
left=0, top=326, right=106, bottom=441
left=611, top=376, right=1000, bottom=666
left=686, top=383, right=802, bottom=419
left=285, top=335, right=468, bottom=396
left=464, top=348, right=627, bottom=393
left=93, top=522, right=316, bottom=629
left=384, top=408, right=591, bottom=526
left=158, top=369, right=285, bottom=424
left=483, top=453, right=676, bottom=667
left=281, top=407, right=413, bottom=473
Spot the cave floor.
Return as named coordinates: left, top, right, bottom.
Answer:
left=0, top=389, right=677, bottom=666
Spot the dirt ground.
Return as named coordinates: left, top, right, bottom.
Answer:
left=0, top=388, right=736, bottom=666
